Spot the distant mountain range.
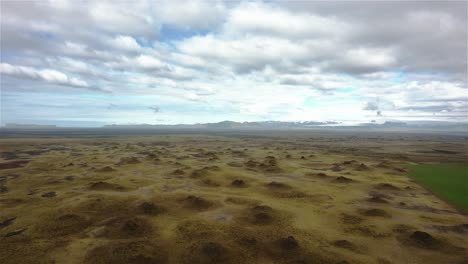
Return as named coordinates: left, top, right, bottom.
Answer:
left=101, top=120, right=341, bottom=129
left=3, top=120, right=468, bottom=131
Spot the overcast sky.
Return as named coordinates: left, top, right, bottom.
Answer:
left=1, top=0, right=467, bottom=126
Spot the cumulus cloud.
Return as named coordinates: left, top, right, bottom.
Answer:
left=109, top=35, right=141, bottom=52
left=0, top=63, right=89, bottom=88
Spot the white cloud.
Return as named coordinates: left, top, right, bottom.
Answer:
left=89, top=1, right=157, bottom=36
left=135, top=55, right=165, bottom=69
left=177, top=35, right=309, bottom=72
left=0, top=63, right=89, bottom=88
left=225, top=2, right=350, bottom=39
left=156, top=0, right=226, bottom=30
left=110, top=35, right=141, bottom=51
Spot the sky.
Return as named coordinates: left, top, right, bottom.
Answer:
left=1, top=0, right=467, bottom=127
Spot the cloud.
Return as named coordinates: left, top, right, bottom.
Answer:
left=0, top=63, right=89, bottom=88
left=109, top=35, right=141, bottom=52
left=0, top=0, right=466, bottom=125
left=149, top=106, right=160, bottom=113
left=224, top=2, right=349, bottom=39
left=364, top=101, right=379, bottom=111
left=156, top=0, right=226, bottom=30
left=177, top=35, right=309, bottom=73
left=135, top=55, right=165, bottom=69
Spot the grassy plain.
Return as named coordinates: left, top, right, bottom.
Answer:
left=407, top=164, right=468, bottom=213
left=0, top=131, right=467, bottom=263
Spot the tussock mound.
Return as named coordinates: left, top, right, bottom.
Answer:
left=191, top=166, right=220, bottom=178
left=244, top=160, right=259, bottom=168
left=95, top=166, right=115, bottom=172
left=63, top=175, right=74, bottom=181
left=360, top=208, right=391, bottom=217
left=245, top=157, right=282, bottom=172
left=409, top=231, right=441, bottom=249
left=366, top=195, right=389, bottom=203
left=276, top=236, right=299, bottom=250
left=116, top=156, right=141, bottom=165
left=333, top=240, right=355, bottom=251
left=375, top=183, right=400, bottom=191
left=342, top=160, right=358, bottom=165
left=334, top=176, right=353, bottom=183
left=182, top=195, right=213, bottom=210
left=36, top=213, right=90, bottom=236
left=89, top=181, right=126, bottom=191
left=330, top=164, right=344, bottom=172
left=230, top=179, right=246, bottom=187
left=138, top=202, right=166, bottom=215
left=356, top=163, right=370, bottom=171
left=172, top=169, right=185, bottom=175
left=41, top=192, right=56, bottom=198
left=0, top=185, right=8, bottom=193
left=226, top=162, right=242, bottom=167
left=241, top=205, right=279, bottom=225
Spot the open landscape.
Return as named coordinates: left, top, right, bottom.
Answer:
left=1, top=1, right=467, bottom=263
left=1, top=131, right=467, bottom=264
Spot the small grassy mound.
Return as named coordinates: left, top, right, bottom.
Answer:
left=407, top=164, right=468, bottom=213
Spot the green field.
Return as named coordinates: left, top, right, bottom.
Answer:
left=407, top=164, right=468, bottom=213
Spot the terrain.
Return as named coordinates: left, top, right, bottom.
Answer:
left=0, top=131, right=467, bottom=264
